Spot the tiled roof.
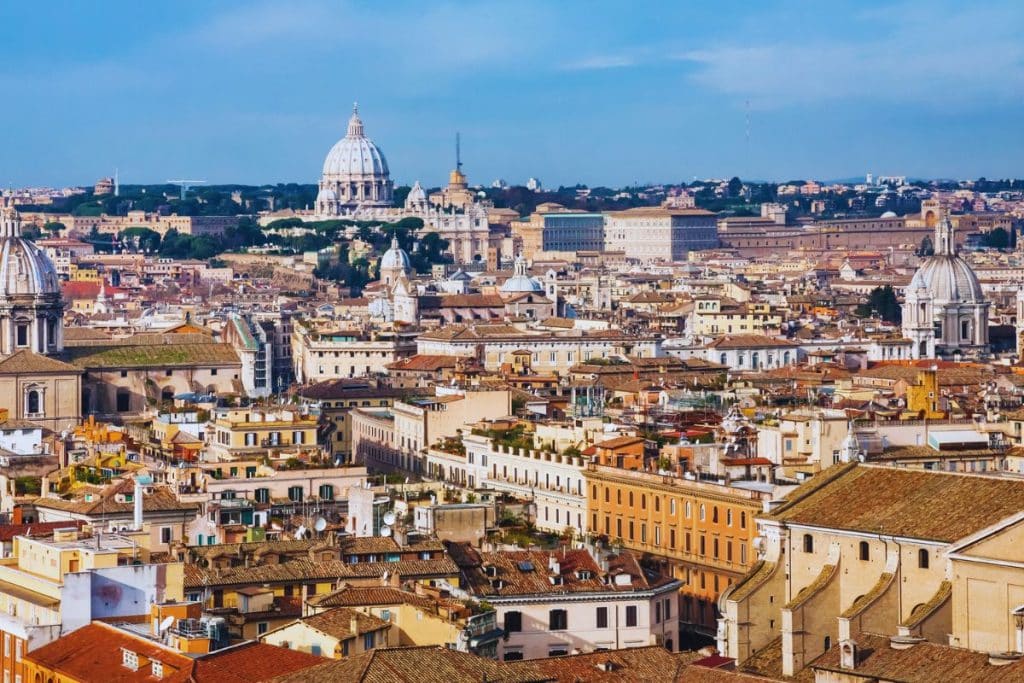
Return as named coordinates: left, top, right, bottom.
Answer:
left=184, top=557, right=459, bottom=589
left=768, top=463, right=1024, bottom=542
left=386, top=354, right=462, bottom=372
left=301, top=606, right=390, bottom=638
left=25, top=622, right=195, bottom=682
left=0, top=520, right=84, bottom=542
left=811, top=631, right=1024, bottom=682
left=192, top=641, right=324, bottom=682
left=307, top=584, right=434, bottom=610
left=0, top=350, right=82, bottom=375
left=35, top=482, right=198, bottom=517
left=506, top=645, right=699, bottom=681
left=453, top=545, right=676, bottom=598
left=270, top=645, right=544, bottom=683
left=706, top=334, right=796, bottom=350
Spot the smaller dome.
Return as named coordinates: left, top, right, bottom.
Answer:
left=0, top=238, right=61, bottom=297
left=380, top=236, right=411, bottom=272
left=881, top=210, right=897, bottom=218
left=407, top=181, right=426, bottom=203
left=501, top=254, right=544, bottom=294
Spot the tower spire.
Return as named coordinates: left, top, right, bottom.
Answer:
left=456, top=132, right=462, bottom=172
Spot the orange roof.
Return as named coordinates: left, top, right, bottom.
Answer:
left=192, top=641, right=324, bottom=682
left=25, top=622, right=194, bottom=682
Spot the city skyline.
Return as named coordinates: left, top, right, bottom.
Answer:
left=1, top=0, right=1022, bottom=187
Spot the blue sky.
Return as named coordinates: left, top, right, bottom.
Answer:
left=1, top=1, right=1021, bottom=188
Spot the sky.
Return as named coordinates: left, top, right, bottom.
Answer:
left=0, top=1, right=1022, bottom=188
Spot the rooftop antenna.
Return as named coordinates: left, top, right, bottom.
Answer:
left=456, top=132, right=462, bottom=173
left=114, top=168, right=120, bottom=197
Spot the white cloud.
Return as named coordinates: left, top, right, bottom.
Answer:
left=676, top=5, right=1024, bottom=108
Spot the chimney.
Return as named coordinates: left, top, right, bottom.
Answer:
left=350, top=614, right=359, bottom=636
left=839, top=639, right=857, bottom=669
left=133, top=477, right=144, bottom=531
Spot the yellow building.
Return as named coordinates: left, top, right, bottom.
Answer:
left=585, top=463, right=768, bottom=637
left=207, top=407, right=319, bottom=461
left=690, top=297, right=782, bottom=337
left=68, top=263, right=102, bottom=282
left=260, top=607, right=391, bottom=658
left=905, top=368, right=945, bottom=418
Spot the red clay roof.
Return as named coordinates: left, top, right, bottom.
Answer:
left=192, top=641, right=324, bottom=682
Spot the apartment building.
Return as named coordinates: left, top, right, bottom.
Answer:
left=585, top=464, right=770, bottom=637
left=206, top=407, right=320, bottom=461
left=292, top=322, right=417, bottom=383
left=351, top=390, right=510, bottom=475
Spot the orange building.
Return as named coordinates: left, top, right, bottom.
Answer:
left=584, top=463, right=770, bottom=640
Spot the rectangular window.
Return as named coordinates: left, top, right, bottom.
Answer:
left=655, top=602, right=662, bottom=623
left=549, top=609, right=568, bottom=630
left=596, top=606, right=608, bottom=628
left=160, top=527, right=172, bottom=544
left=257, top=622, right=268, bottom=635
left=625, top=605, right=637, bottom=627
left=505, top=611, right=522, bottom=632
left=363, top=632, right=375, bottom=650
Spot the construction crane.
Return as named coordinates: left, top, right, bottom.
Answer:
left=166, top=179, right=207, bottom=201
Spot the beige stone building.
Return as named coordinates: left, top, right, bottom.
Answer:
left=719, top=463, right=1024, bottom=678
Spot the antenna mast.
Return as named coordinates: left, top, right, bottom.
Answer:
left=456, top=132, right=462, bottom=173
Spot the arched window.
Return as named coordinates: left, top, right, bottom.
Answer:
left=824, top=635, right=832, bottom=652
left=26, top=390, right=40, bottom=416
left=918, top=548, right=929, bottom=569
left=712, top=506, right=719, bottom=523
left=859, top=541, right=870, bottom=561
left=803, top=534, right=814, bottom=553
left=720, top=353, right=728, bottom=365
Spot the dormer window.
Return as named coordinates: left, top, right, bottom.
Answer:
left=152, top=660, right=164, bottom=679
left=122, top=649, right=139, bottom=670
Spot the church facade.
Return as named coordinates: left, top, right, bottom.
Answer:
left=902, top=215, right=990, bottom=360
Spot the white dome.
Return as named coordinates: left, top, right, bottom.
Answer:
left=908, top=255, right=984, bottom=303
left=0, top=238, right=60, bottom=298
left=322, top=108, right=389, bottom=178
left=407, top=181, right=426, bottom=203
left=380, top=237, right=411, bottom=272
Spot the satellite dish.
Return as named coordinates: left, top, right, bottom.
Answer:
left=314, top=517, right=327, bottom=532
left=294, top=525, right=306, bottom=540
left=159, top=616, right=175, bottom=633
left=380, top=526, right=392, bottom=537
left=383, top=512, right=396, bottom=526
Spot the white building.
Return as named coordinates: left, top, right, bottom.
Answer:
left=455, top=545, right=682, bottom=660
left=604, top=208, right=718, bottom=262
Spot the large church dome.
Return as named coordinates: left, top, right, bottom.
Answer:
left=315, top=104, right=394, bottom=214
left=322, top=108, right=390, bottom=177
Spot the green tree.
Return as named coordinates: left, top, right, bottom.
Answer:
left=120, top=227, right=161, bottom=253
left=855, top=285, right=901, bottom=324
left=43, top=221, right=65, bottom=236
